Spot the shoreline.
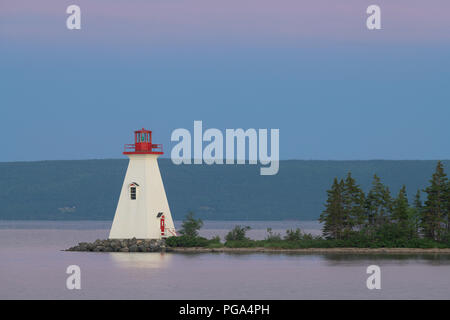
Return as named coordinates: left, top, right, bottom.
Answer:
left=169, top=247, right=450, bottom=254
left=65, top=239, right=450, bottom=255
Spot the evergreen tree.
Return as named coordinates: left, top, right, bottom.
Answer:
left=319, top=178, right=345, bottom=239
left=391, top=185, right=410, bottom=237
left=422, top=161, right=448, bottom=241
left=407, top=189, right=423, bottom=238
left=342, top=172, right=366, bottom=234
left=225, top=226, right=251, bottom=241
left=414, top=189, right=423, bottom=211
left=447, top=180, right=450, bottom=235
left=365, top=175, right=393, bottom=231
left=392, top=185, right=409, bottom=223
left=179, top=212, right=203, bottom=237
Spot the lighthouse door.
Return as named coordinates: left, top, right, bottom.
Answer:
left=160, top=215, right=165, bottom=237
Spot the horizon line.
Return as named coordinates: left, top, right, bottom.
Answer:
left=1, top=158, right=449, bottom=164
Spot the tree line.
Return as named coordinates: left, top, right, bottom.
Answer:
left=319, top=161, right=450, bottom=243
left=167, top=162, right=449, bottom=249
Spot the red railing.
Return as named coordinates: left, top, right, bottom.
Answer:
left=124, top=144, right=163, bottom=153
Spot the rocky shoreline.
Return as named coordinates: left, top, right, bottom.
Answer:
left=66, top=238, right=168, bottom=252
left=66, top=240, right=450, bottom=254
left=170, top=247, right=450, bottom=254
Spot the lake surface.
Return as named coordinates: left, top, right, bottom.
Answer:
left=1, top=220, right=449, bottom=299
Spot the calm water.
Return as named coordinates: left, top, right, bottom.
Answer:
left=1, top=220, right=450, bottom=300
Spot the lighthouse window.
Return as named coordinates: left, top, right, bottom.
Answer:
left=130, top=187, right=137, bottom=200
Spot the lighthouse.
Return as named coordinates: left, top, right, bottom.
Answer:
left=109, top=128, right=176, bottom=239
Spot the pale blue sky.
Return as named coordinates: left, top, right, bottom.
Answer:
left=1, top=0, right=449, bottom=161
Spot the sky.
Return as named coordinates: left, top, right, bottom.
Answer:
left=0, top=0, right=449, bottom=162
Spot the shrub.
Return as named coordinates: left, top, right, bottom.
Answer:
left=165, top=234, right=223, bottom=248
left=284, top=228, right=318, bottom=241
left=265, top=228, right=282, bottom=241
left=179, top=212, right=203, bottom=237
left=225, top=240, right=258, bottom=248
left=284, top=228, right=302, bottom=241
left=165, top=235, right=209, bottom=247
left=210, top=235, right=221, bottom=243
left=225, top=225, right=251, bottom=241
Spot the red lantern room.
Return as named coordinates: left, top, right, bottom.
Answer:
left=123, top=128, right=163, bottom=155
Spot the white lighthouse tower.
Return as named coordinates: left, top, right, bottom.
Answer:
left=109, top=128, right=176, bottom=239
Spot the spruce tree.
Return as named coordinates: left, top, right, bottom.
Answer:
left=392, top=185, right=409, bottom=223
left=342, top=172, right=366, bottom=235
left=446, top=180, right=450, bottom=235
left=422, top=161, right=448, bottom=241
left=365, top=175, right=393, bottom=231
left=414, top=189, right=423, bottom=211
left=391, top=185, right=410, bottom=237
left=320, top=178, right=345, bottom=240
left=408, top=190, right=423, bottom=238
left=179, top=212, right=203, bottom=237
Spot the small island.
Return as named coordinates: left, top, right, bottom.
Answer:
left=67, top=238, right=167, bottom=252
left=67, top=161, right=450, bottom=254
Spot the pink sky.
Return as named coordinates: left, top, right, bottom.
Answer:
left=1, top=0, right=450, bottom=45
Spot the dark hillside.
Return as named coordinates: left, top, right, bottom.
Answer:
left=0, top=159, right=447, bottom=220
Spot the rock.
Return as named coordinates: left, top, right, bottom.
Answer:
left=66, top=238, right=167, bottom=252
left=111, top=240, right=121, bottom=250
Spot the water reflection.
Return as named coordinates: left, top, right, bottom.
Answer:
left=172, top=251, right=450, bottom=267
left=109, top=252, right=173, bottom=269
left=320, top=253, right=450, bottom=266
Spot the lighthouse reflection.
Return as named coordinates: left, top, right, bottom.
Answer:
left=109, top=252, right=173, bottom=269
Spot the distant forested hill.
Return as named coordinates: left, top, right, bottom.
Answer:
left=0, top=159, right=448, bottom=221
